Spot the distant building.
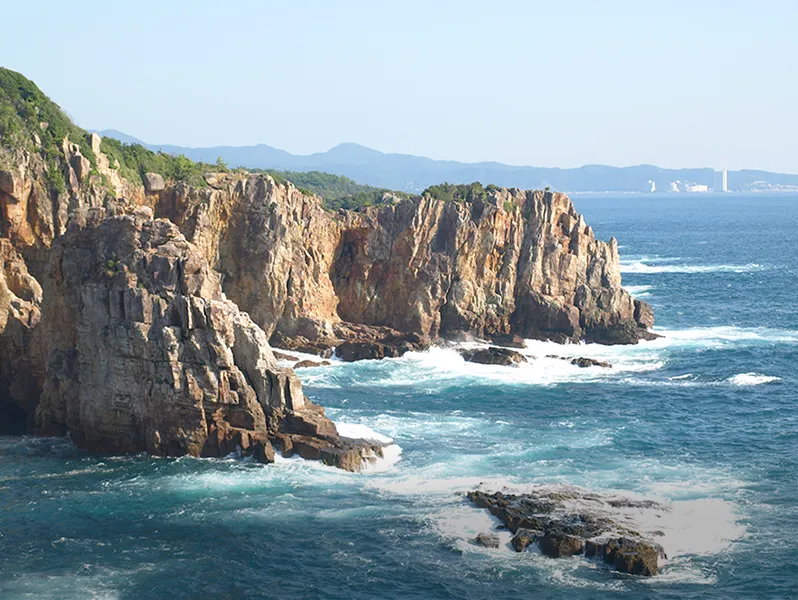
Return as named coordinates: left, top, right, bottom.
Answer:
left=670, top=182, right=680, bottom=193
left=713, top=169, right=729, bottom=192
left=685, top=184, right=709, bottom=193
left=649, top=180, right=656, bottom=193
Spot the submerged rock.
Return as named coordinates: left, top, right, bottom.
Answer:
left=466, top=489, right=666, bottom=576
left=460, top=347, right=527, bottom=366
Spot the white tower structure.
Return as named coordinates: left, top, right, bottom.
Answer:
left=722, top=169, right=728, bottom=192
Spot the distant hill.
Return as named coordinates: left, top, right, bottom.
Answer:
left=97, top=130, right=798, bottom=194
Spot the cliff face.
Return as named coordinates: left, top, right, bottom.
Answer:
left=152, top=174, right=653, bottom=350
left=31, top=207, right=379, bottom=469
left=0, top=80, right=653, bottom=461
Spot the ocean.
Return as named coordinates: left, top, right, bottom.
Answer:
left=1, top=193, right=796, bottom=599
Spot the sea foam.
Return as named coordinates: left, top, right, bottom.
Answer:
left=620, top=261, right=763, bottom=274
left=726, top=372, right=782, bottom=386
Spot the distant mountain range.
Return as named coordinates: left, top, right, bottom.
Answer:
left=98, top=129, right=798, bottom=193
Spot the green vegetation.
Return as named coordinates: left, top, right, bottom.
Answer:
left=251, top=169, right=412, bottom=211
left=99, top=137, right=213, bottom=188
left=0, top=67, right=215, bottom=192
left=0, top=67, right=96, bottom=193
left=422, top=182, right=498, bottom=203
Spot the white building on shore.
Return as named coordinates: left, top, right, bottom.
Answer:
left=713, top=169, right=729, bottom=192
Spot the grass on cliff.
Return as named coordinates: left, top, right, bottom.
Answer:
left=0, top=67, right=96, bottom=192
left=251, top=169, right=412, bottom=210
left=422, top=182, right=501, bottom=203
left=99, top=137, right=214, bottom=189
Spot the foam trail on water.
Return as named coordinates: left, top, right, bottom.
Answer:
left=625, top=284, right=654, bottom=297
left=620, top=261, right=763, bottom=274
left=726, top=372, right=782, bottom=386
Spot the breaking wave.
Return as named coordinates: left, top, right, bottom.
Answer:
left=620, top=261, right=764, bottom=274
left=726, top=372, right=782, bottom=386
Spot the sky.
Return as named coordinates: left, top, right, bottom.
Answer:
left=2, top=1, right=797, bottom=172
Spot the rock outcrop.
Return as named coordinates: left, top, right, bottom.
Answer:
left=32, top=207, right=382, bottom=470
left=467, top=489, right=666, bottom=576
left=459, top=346, right=527, bottom=367
left=0, top=67, right=655, bottom=465
left=0, top=238, right=42, bottom=433
left=148, top=174, right=655, bottom=356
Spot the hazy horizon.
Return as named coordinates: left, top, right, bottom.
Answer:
left=3, top=1, right=797, bottom=172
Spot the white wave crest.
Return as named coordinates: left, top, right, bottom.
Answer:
left=334, top=421, right=403, bottom=472
left=620, top=261, right=763, bottom=274
left=624, top=284, right=654, bottom=297
left=726, top=372, right=782, bottom=386
left=654, top=326, right=798, bottom=347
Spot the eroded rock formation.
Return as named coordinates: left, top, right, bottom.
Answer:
left=0, top=122, right=653, bottom=466
left=31, top=207, right=381, bottom=469
left=150, top=173, right=655, bottom=357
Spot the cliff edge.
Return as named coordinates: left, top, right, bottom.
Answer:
left=0, top=67, right=654, bottom=462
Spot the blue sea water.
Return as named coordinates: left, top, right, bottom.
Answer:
left=1, top=193, right=796, bottom=599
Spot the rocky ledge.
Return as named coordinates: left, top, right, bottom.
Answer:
left=467, top=489, right=667, bottom=576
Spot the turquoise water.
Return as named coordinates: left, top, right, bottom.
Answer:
left=1, top=193, right=796, bottom=599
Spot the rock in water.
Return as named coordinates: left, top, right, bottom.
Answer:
left=460, top=347, right=527, bottom=366
left=475, top=533, right=501, bottom=548
left=510, top=529, right=540, bottom=552
left=570, top=357, right=612, bottom=368
left=293, top=359, right=331, bottom=369
left=466, top=490, right=665, bottom=576
left=537, top=531, right=585, bottom=557
left=33, top=208, right=380, bottom=470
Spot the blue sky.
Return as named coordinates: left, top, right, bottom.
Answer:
left=2, top=1, right=796, bottom=171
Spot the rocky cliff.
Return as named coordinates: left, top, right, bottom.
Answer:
left=32, top=207, right=382, bottom=469
left=152, top=174, right=654, bottom=355
left=0, top=67, right=653, bottom=463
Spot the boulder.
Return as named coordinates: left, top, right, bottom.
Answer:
left=460, top=346, right=527, bottom=366
left=273, top=350, right=299, bottom=362
left=601, top=538, right=661, bottom=577
left=475, top=533, right=500, bottom=548
left=335, top=340, right=403, bottom=362
left=511, top=528, right=540, bottom=552
left=537, top=531, right=585, bottom=557
left=143, top=172, right=165, bottom=193
left=70, top=153, right=91, bottom=181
